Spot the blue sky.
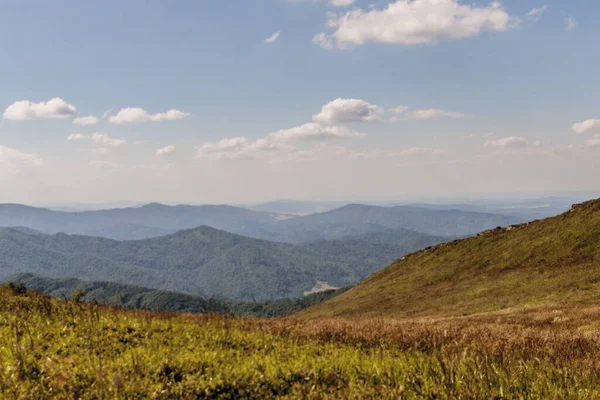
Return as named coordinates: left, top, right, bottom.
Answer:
left=0, top=0, right=599, bottom=204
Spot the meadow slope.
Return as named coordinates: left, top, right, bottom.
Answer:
left=2, top=286, right=600, bottom=399
left=300, top=198, right=600, bottom=318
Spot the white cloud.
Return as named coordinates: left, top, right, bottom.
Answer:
left=268, top=122, right=363, bottom=142
left=312, top=32, right=334, bottom=49
left=108, top=107, right=190, bottom=124
left=526, top=5, right=547, bottom=22
left=0, top=146, right=43, bottom=167
left=392, top=147, right=443, bottom=157
left=73, top=115, right=99, bottom=126
left=194, top=124, right=359, bottom=160
left=566, top=16, right=577, bottom=32
left=333, top=146, right=367, bottom=159
left=314, top=0, right=513, bottom=49
left=195, top=137, right=256, bottom=160
left=91, top=133, right=126, bottom=147
left=330, top=0, right=356, bottom=6
left=156, top=145, right=176, bottom=156
left=312, top=98, right=385, bottom=124
left=92, top=148, right=110, bottom=154
left=585, top=139, right=600, bottom=148
left=391, top=105, right=409, bottom=114
left=484, top=136, right=529, bottom=149
left=573, top=119, right=600, bottom=134
left=407, top=109, right=470, bottom=120
left=67, top=133, right=87, bottom=141
left=264, top=31, right=281, bottom=43
left=3, top=98, right=77, bottom=120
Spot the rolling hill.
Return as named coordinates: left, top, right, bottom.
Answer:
left=0, top=202, right=520, bottom=242
left=0, top=226, right=446, bottom=301
left=264, top=203, right=521, bottom=242
left=300, top=198, right=600, bottom=319
left=3, top=273, right=347, bottom=318
left=0, top=203, right=284, bottom=240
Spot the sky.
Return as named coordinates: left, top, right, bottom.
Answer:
left=0, top=0, right=599, bottom=205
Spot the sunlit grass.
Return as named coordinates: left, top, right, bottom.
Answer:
left=2, top=287, right=600, bottom=399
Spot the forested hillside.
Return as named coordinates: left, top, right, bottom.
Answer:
left=3, top=273, right=347, bottom=318
left=0, top=226, right=445, bottom=300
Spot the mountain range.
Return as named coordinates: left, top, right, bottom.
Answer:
left=0, top=202, right=521, bottom=242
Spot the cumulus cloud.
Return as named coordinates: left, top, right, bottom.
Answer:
left=572, top=119, right=600, bottom=134
left=91, top=133, right=126, bottom=147
left=406, top=109, right=470, bottom=120
left=268, top=122, right=363, bottom=142
left=67, top=133, right=87, bottom=141
left=73, top=115, right=99, bottom=126
left=195, top=138, right=257, bottom=160
left=108, top=107, right=190, bottom=124
left=330, top=0, right=356, bottom=6
left=565, top=16, right=577, bottom=32
left=313, top=98, right=385, bottom=124
left=264, top=31, right=281, bottom=43
left=0, top=146, right=43, bottom=167
left=484, top=136, right=529, bottom=149
left=3, top=98, right=77, bottom=120
left=314, top=0, right=514, bottom=49
left=156, top=145, right=176, bottom=156
left=194, top=122, right=359, bottom=160
left=526, top=5, right=547, bottom=22
left=391, top=105, right=409, bottom=114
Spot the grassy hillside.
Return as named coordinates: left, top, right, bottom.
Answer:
left=301, top=198, right=600, bottom=318
left=3, top=273, right=347, bottom=318
left=0, top=226, right=444, bottom=301
left=3, top=286, right=600, bottom=398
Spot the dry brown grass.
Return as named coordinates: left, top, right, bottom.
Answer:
left=3, top=286, right=600, bottom=398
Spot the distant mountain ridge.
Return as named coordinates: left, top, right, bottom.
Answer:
left=262, top=203, right=521, bottom=241
left=0, top=202, right=521, bottom=242
left=0, top=225, right=447, bottom=301
left=0, top=203, right=282, bottom=240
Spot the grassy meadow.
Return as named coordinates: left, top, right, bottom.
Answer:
left=2, top=286, right=600, bottom=399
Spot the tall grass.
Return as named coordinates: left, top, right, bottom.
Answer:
left=1, top=287, right=600, bottom=399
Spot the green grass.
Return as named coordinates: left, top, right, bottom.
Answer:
left=300, top=199, right=600, bottom=319
left=3, top=287, right=600, bottom=399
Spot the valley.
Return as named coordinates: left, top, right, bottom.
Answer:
left=3, top=198, right=600, bottom=398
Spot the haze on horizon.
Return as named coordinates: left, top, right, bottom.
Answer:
left=1, top=0, right=599, bottom=205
